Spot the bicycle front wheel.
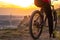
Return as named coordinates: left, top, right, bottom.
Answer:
left=29, top=10, right=43, bottom=39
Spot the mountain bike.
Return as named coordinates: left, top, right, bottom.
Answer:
left=29, top=5, right=57, bottom=39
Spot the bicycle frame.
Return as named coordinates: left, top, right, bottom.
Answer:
left=29, top=1, right=57, bottom=39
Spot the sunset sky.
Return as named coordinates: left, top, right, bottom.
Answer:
left=0, top=0, right=60, bottom=16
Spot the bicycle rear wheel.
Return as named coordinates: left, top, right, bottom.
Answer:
left=29, top=10, right=43, bottom=39
left=52, top=10, right=57, bottom=31
left=45, top=10, right=57, bottom=31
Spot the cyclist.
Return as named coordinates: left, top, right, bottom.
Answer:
left=34, top=0, right=55, bottom=38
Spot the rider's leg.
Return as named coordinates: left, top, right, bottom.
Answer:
left=42, top=3, right=53, bottom=38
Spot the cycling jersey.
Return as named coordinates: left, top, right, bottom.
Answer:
left=42, top=0, right=50, bottom=3
left=34, top=0, right=50, bottom=7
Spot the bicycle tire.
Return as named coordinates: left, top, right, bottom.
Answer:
left=53, top=10, right=57, bottom=31
left=29, top=10, right=43, bottom=39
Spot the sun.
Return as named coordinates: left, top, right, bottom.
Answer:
left=18, top=0, right=34, bottom=7
left=0, top=0, right=34, bottom=7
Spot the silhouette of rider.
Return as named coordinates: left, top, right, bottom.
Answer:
left=34, top=0, right=56, bottom=38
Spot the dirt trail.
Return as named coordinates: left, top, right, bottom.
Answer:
left=0, top=16, right=60, bottom=40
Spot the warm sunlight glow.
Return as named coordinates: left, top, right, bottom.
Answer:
left=19, top=0, right=34, bottom=7
left=0, top=0, right=34, bottom=7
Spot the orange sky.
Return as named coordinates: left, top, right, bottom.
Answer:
left=0, top=0, right=60, bottom=16
left=0, top=1, right=38, bottom=16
